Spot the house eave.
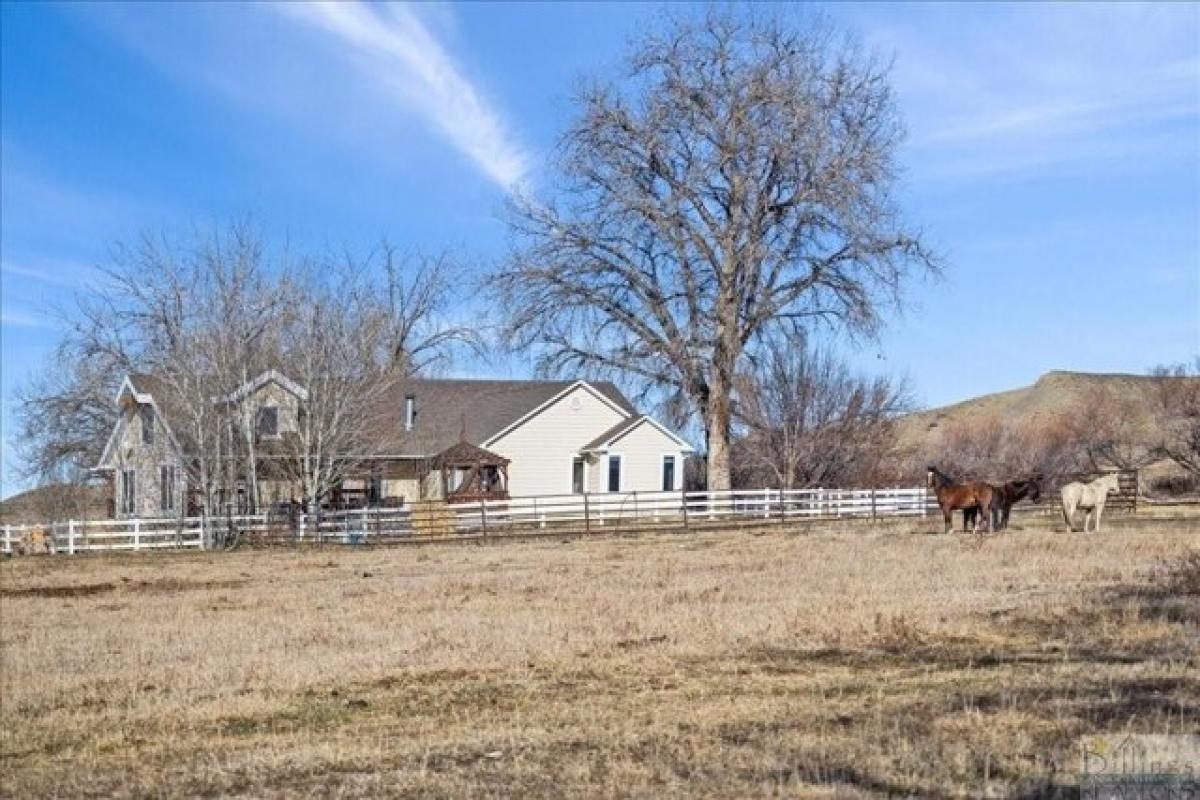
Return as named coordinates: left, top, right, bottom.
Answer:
left=482, top=380, right=633, bottom=448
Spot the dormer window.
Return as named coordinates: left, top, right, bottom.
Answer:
left=257, top=406, right=279, bottom=438
left=140, top=405, right=155, bottom=446
left=405, top=394, right=416, bottom=431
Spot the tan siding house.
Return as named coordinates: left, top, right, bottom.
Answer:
left=485, top=383, right=630, bottom=497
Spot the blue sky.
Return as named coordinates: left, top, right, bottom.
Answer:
left=2, top=2, right=1198, bottom=494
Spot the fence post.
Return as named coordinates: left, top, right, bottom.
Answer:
left=133, top=518, right=141, bottom=550
left=479, top=499, right=488, bottom=538
left=871, top=489, right=877, bottom=522
left=583, top=493, right=591, bottom=535
left=681, top=492, right=689, bottom=533
left=67, top=520, right=76, bottom=555
left=2, top=524, right=9, bottom=554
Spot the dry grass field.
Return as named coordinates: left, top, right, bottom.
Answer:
left=2, top=519, right=1198, bottom=798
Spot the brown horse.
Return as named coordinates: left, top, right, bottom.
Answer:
left=964, top=475, right=1041, bottom=531
left=927, top=466, right=995, bottom=534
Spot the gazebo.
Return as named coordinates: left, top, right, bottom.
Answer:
left=432, top=440, right=511, bottom=503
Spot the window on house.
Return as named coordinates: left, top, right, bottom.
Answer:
left=257, top=406, right=279, bottom=437
left=662, top=455, right=676, bottom=492
left=140, top=405, right=154, bottom=445
left=121, top=469, right=136, bottom=515
left=607, top=455, right=622, bottom=493
left=160, top=465, right=176, bottom=512
left=572, top=457, right=585, bottom=494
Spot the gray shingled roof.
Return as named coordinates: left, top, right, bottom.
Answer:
left=370, top=378, right=638, bottom=456
left=579, top=415, right=649, bottom=452
left=124, top=373, right=640, bottom=458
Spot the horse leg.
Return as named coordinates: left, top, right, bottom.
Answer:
left=943, top=508, right=953, bottom=535
left=1094, top=500, right=1105, bottom=533
left=1062, top=500, right=1075, bottom=532
left=963, top=507, right=975, bottom=532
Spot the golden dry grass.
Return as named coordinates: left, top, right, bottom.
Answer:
left=2, top=519, right=1198, bottom=798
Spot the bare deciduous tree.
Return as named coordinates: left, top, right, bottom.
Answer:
left=1149, top=360, right=1200, bottom=477
left=925, top=412, right=1082, bottom=483
left=13, top=226, right=477, bottom=529
left=493, top=11, right=936, bottom=490
left=1065, top=385, right=1158, bottom=473
left=734, top=339, right=911, bottom=489
left=273, top=249, right=478, bottom=513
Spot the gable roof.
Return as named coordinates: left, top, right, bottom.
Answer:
left=99, top=371, right=684, bottom=461
left=369, top=378, right=638, bottom=456
left=580, top=414, right=695, bottom=453
left=432, top=440, right=511, bottom=468
left=97, top=373, right=189, bottom=469
left=222, top=369, right=309, bottom=403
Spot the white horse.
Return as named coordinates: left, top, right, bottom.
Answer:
left=1060, top=473, right=1121, bottom=533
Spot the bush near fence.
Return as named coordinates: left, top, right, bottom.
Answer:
left=2, top=487, right=935, bottom=554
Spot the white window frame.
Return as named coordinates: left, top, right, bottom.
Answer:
left=606, top=453, right=623, bottom=493
left=570, top=456, right=588, bottom=494
left=661, top=453, right=678, bottom=492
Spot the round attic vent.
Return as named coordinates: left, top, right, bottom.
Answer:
left=569, top=396, right=583, bottom=411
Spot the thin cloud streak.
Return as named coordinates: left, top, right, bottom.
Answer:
left=0, top=309, right=52, bottom=330
left=276, top=1, right=530, bottom=192
left=2, top=261, right=99, bottom=289
left=858, top=4, right=1200, bottom=182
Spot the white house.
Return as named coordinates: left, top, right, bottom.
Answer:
left=93, top=372, right=693, bottom=516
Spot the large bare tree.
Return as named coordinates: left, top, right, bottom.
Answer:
left=735, top=338, right=911, bottom=489
left=493, top=11, right=936, bottom=489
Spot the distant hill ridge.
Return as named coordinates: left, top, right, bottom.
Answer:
left=896, top=369, right=1180, bottom=450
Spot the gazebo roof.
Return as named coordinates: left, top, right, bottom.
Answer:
left=432, top=440, right=511, bottom=468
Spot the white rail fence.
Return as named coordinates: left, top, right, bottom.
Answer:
left=2, top=487, right=933, bottom=555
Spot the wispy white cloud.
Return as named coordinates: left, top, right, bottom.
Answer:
left=853, top=4, right=1200, bottom=182
left=275, top=2, right=530, bottom=191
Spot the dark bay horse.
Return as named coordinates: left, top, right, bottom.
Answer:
left=927, top=466, right=995, bottom=534
left=964, top=476, right=1041, bottom=531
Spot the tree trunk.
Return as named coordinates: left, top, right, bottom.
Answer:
left=706, top=389, right=733, bottom=492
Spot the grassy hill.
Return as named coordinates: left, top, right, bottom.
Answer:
left=0, top=483, right=110, bottom=525
left=896, top=370, right=1168, bottom=450
left=893, top=370, right=1200, bottom=490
